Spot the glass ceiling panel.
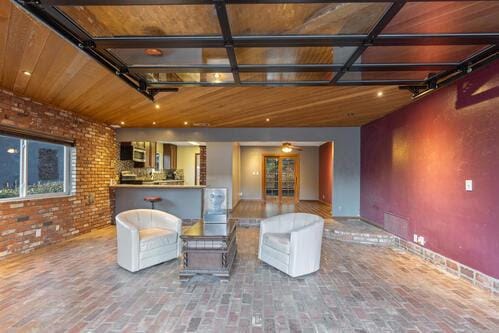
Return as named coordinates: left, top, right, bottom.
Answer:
left=227, top=3, right=390, bottom=35
left=59, top=5, right=221, bottom=37
left=109, top=48, right=229, bottom=66
left=240, top=72, right=333, bottom=82
left=235, top=47, right=356, bottom=65
left=360, top=45, right=489, bottom=64
left=383, top=1, right=499, bottom=34
left=144, top=72, right=234, bottom=84
left=340, top=71, right=429, bottom=82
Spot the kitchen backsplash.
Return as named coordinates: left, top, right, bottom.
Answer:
left=116, top=160, right=184, bottom=180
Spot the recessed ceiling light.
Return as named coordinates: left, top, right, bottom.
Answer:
left=184, top=121, right=188, bottom=125
left=120, top=121, right=125, bottom=125
left=155, top=103, right=160, bottom=109
left=377, top=91, right=383, bottom=97
left=152, top=121, right=157, bottom=125
left=7, top=148, right=18, bottom=154
left=23, top=71, right=32, bottom=76
left=144, top=48, right=163, bottom=56
left=265, top=118, right=270, bottom=122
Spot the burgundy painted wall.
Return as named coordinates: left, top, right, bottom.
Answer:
left=361, top=60, right=499, bottom=278
left=319, top=142, right=333, bottom=205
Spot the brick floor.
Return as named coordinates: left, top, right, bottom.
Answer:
left=0, top=226, right=497, bottom=332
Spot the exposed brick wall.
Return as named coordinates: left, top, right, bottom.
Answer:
left=199, top=145, right=207, bottom=186
left=0, top=89, right=117, bottom=258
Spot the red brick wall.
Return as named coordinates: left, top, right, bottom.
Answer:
left=0, top=89, right=117, bottom=258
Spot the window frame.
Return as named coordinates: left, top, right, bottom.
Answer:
left=0, top=135, right=74, bottom=202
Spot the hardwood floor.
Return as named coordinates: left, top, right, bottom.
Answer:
left=230, top=199, right=332, bottom=219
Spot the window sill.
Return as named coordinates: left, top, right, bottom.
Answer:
left=0, top=193, right=75, bottom=203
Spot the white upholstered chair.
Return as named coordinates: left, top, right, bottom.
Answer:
left=258, top=213, right=324, bottom=277
left=116, top=209, right=182, bottom=272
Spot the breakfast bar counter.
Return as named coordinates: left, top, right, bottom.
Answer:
left=111, top=184, right=205, bottom=220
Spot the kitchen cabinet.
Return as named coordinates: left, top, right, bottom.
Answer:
left=144, top=142, right=157, bottom=168
left=163, top=144, right=177, bottom=169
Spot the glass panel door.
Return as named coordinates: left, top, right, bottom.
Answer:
left=281, top=158, right=296, bottom=201
left=263, top=155, right=299, bottom=202
left=264, top=157, right=279, bottom=200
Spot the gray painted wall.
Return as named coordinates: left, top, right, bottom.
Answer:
left=117, top=127, right=360, bottom=216
left=240, top=146, right=319, bottom=201
left=206, top=142, right=235, bottom=208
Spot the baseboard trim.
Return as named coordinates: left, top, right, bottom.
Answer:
left=360, top=216, right=498, bottom=295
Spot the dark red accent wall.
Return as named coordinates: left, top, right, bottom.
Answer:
left=319, top=142, right=333, bottom=205
left=360, top=61, right=499, bottom=278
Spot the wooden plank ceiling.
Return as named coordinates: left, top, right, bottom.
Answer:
left=0, top=0, right=416, bottom=127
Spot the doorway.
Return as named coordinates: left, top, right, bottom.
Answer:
left=262, top=154, right=300, bottom=203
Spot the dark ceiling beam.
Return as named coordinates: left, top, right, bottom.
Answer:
left=95, top=36, right=224, bottom=49
left=94, top=33, right=499, bottom=49
left=128, top=63, right=457, bottom=74
left=401, top=45, right=498, bottom=98
left=375, top=33, right=499, bottom=46
left=336, top=80, right=425, bottom=86
left=330, top=0, right=407, bottom=84
left=214, top=0, right=240, bottom=84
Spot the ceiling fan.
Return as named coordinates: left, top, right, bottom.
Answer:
left=281, top=142, right=303, bottom=153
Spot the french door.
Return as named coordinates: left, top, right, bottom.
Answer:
left=263, top=155, right=299, bottom=203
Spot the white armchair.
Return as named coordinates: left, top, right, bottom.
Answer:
left=258, top=213, right=324, bottom=277
left=116, top=209, right=182, bottom=272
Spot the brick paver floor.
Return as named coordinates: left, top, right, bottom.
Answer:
left=0, top=226, right=497, bottom=332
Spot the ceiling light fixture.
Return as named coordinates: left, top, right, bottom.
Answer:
left=144, top=48, right=163, bottom=56
left=22, top=71, right=32, bottom=76
left=184, top=121, right=188, bottom=126
left=152, top=122, right=157, bottom=125
left=377, top=91, right=383, bottom=97
left=7, top=148, right=18, bottom=154
left=282, top=146, right=293, bottom=153
left=155, top=103, right=160, bottom=109
left=266, top=118, right=270, bottom=122
left=120, top=121, right=125, bottom=125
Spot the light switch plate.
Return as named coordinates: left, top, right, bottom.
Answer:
left=465, top=180, right=473, bottom=191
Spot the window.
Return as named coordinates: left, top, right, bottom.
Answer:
left=0, top=134, right=73, bottom=200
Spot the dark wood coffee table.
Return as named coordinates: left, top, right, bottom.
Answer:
left=179, top=219, right=237, bottom=279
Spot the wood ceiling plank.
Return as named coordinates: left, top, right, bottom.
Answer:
left=0, top=1, right=418, bottom=127
left=0, top=0, right=12, bottom=79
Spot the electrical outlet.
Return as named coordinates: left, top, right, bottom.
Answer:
left=413, top=234, right=418, bottom=242
left=35, top=229, right=41, bottom=237
left=465, top=180, right=473, bottom=191
left=418, top=236, right=426, bottom=246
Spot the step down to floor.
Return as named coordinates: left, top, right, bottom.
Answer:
left=324, top=218, right=395, bottom=246
left=233, top=217, right=395, bottom=246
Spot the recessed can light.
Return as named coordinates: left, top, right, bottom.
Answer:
left=377, top=91, right=383, bottom=97
left=152, top=121, right=157, bottom=125
left=184, top=121, right=188, bottom=125
left=120, top=121, right=125, bottom=125
left=23, top=71, right=32, bottom=76
left=265, top=118, right=270, bottom=122
left=155, top=104, right=160, bottom=109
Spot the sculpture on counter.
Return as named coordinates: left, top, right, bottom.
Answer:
left=203, top=188, right=228, bottom=223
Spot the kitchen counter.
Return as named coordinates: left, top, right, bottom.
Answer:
left=112, top=184, right=204, bottom=220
